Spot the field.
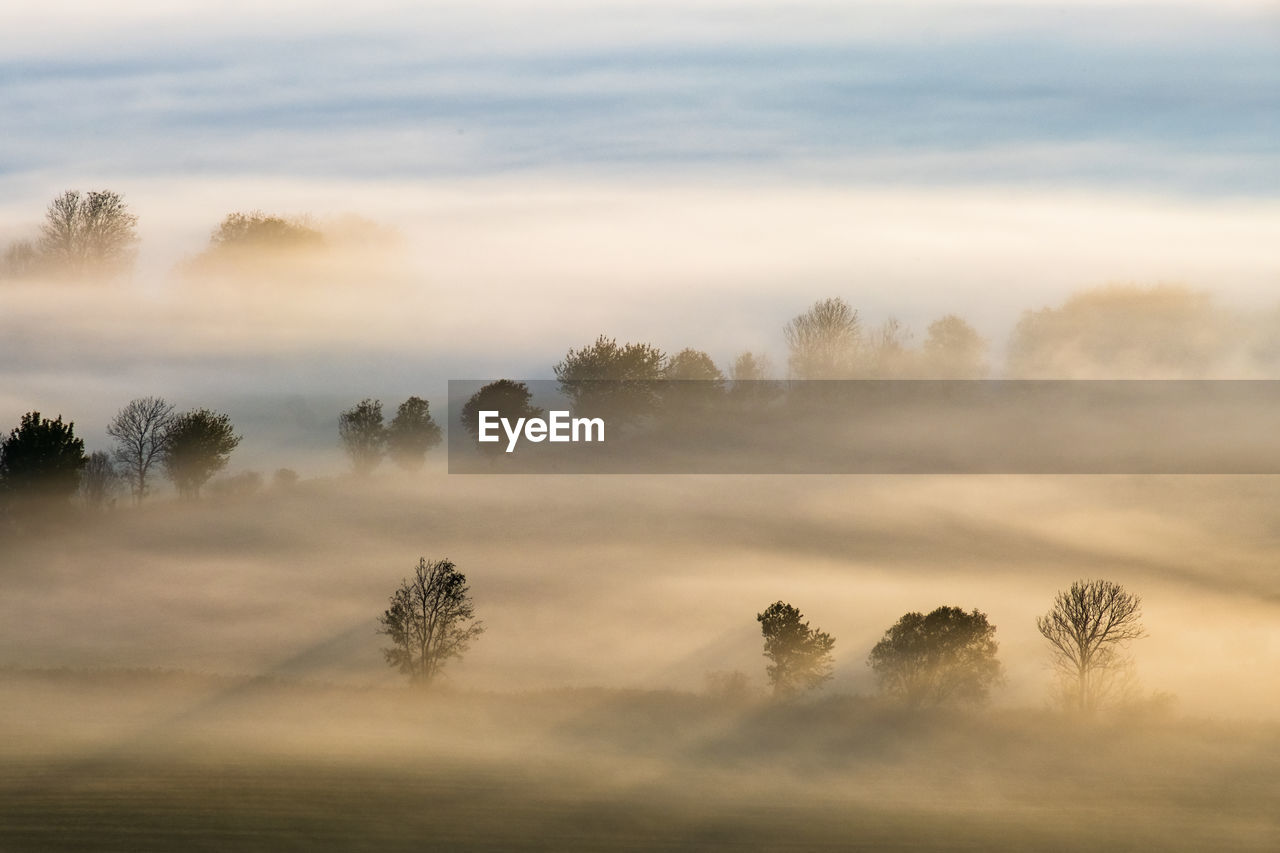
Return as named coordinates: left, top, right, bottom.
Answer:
left=3, top=473, right=1280, bottom=850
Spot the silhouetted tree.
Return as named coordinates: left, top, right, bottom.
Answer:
left=662, top=348, right=725, bottom=413
left=863, top=317, right=914, bottom=377
left=386, top=396, right=442, bottom=472
left=922, top=314, right=988, bottom=378
left=554, top=336, right=667, bottom=426
left=731, top=352, right=772, bottom=381
left=1037, top=579, right=1145, bottom=713
left=1007, top=285, right=1223, bottom=378
left=728, top=351, right=781, bottom=406
left=0, top=412, right=87, bottom=508
left=338, top=398, right=386, bottom=475
left=784, top=297, right=860, bottom=378
left=79, top=451, right=121, bottom=510
left=664, top=349, right=724, bottom=383
left=867, top=606, right=1003, bottom=707
left=107, top=396, right=175, bottom=504
left=209, top=211, right=323, bottom=250
left=757, top=601, right=836, bottom=697
left=185, top=211, right=325, bottom=272
left=38, top=190, right=138, bottom=277
left=164, top=409, right=241, bottom=499
left=460, top=380, right=544, bottom=457
left=2, top=239, right=40, bottom=279
left=379, top=557, right=484, bottom=686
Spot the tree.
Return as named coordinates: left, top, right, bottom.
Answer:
left=107, top=396, right=175, bottom=504
left=783, top=297, right=861, bottom=379
left=0, top=412, right=87, bottom=508
left=661, top=348, right=725, bottom=413
left=378, top=557, right=484, bottom=686
left=1006, top=285, right=1222, bottom=378
left=2, top=239, right=40, bottom=279
left=863, top=317, right=914, bottom=378
left=38, top=189, right=139, bottom=277
left=163, top=409, right=241, bottom=499
left=922, top=314, right=988, bottom=378
left=757, top=601, right=836, bottom=697
left=460, top=380, right=544, bottom=457
left=867, top=606, right=1003, bottom=707
left=79, top=451, right=121, bottom=510
left=663, top=348, right=725, bottom=384
left=338, top=399, right=386, bottom=475
left=186, top=211, right=325, bottom=272
left=208, top=211, right=323, bottom=251
left=386, top=397, right=442, bottom=472
left=731, top=352, right=772, bottom=382
left=1036, top=579, right=1145, bottom=713
left=554, top=336, right=667, bottom=427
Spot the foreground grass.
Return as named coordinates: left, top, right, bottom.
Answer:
left=2, top=669, right=1278, bottom=851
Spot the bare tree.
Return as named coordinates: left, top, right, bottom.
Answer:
left=107, top=397, right=175, bottom=504
left=378, top=557, right=484, bottom=686
left=79, top=451, right=122, bottom=510
left=783, top=297, right=861, bottom=379
left=1036, top=579, right=1145, bottom=713
left=38, top=190, right=139, bottom=277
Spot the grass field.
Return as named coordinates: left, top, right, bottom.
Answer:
left=2, top=669, right=1279, bottom=851
left=3, top=473, right=1280, bottom=849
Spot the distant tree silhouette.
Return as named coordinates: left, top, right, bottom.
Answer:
left=0, top=412, right=87, bottom=508
left=727, top=352, right=781, bottom=406
left=339, top=399, right=386, bottom=475
left=460, top=381, right=544, bottom=456
left=207, top=470, right=263, bottom=500
left=386, top=397, right=442, bottom=472
left=2, top=240, right=40, bottom=279
left=379, top=557, right=484, bottom=686
left=164, top=409, right=241, bottom=499
left=79, top=450, right=121, bottom=510
left=661, top=348, right=725, bottom=414
left=784, top=297, right=861, bottom=378
left=185, top=211, right=325, bottom=272
left=863, top=317, right=914, bottom=377
left=731, top=352, right=772, bottom=382
left=107, top=396, right=175, bottom=504
left=209, top=211, right=323, bottom=251
left=757, top=601, right=836, bottom=697
left=664, top=349, right=724, bottom=383
left=37, top=190, right=138, bottom=277
left=272, top=468, right=300, bottom=491
left=1037, top=579, right=1145, bottom=713
left=554, top=336, right=667, bottom=427
left=922, top=315, right=988, bottom=378
left=868, top=606, right=1003, bottom=707
left=1007, top=285, right=1223, bottom=378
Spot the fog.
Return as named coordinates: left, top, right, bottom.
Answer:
left=4, top=0, right=1280, bottom=847
left=4, top=473, right=1280, bottom=848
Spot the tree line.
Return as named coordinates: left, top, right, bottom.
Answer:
left=6, top=190, right=1265, bottom=380
left=756, top=579, right=1145, bottom=713
left=0, top=394, right=445, bottom=530
left=382, top=557, right=1148, bottom=715
left=1, top=189, right=330, bottom=281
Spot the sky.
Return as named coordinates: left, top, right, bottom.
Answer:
left=1, top=0, right=1278, bottom=454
